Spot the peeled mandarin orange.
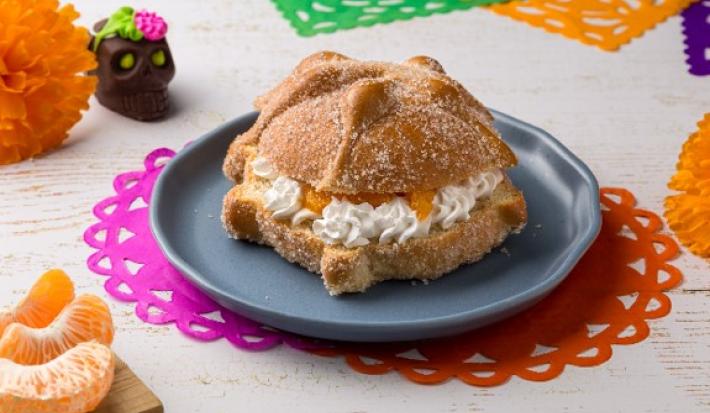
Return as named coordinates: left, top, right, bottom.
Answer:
left=0, top=294, right=114, bottom=365
left=302, top=185, right=435, bottom=220
left=302, top=185, right=332, bottom=215
left=0, top=269, right=75, bottom=337
left=408, top=190, right=436, bottom=220
left=0, top=341, right=115, bottom=413
left=302, top=185, right=396, bottom=212
left=341, top=192, right=394, bottom=207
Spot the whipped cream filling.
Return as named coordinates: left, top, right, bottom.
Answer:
left=312, top=200, right=379, bottom=248
left=256, top=159, right=318, bottom=225
left=251, top=157, right=279, bottom=180
left=375, top=198, right=431, bottom=245
left=432, top=170, right=503, bottom=230
left=252, top=157, right=503, bottom=248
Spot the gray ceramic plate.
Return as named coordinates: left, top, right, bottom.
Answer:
left=150, top=110, right=601, bottom=342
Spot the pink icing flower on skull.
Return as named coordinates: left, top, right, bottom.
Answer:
left=134, top=10, right=168, bottom=41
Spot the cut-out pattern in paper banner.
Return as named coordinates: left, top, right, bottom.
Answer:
left=83, top=148, right=319, bottom=352
left=489, top=0, right=696, bottom=51
left=270, top=0, right=513, bottom=36
left=682, top=1, right=710, bottom=76
left=84, top=148, right=682, bottom=386
left=665, top=114, right=710, bottom=257
left=313, top=188, right=682, bottom=385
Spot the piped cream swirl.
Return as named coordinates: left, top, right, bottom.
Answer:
left=312, top=200, right=379, bottom=248
left=431, top=170, right=503, bottom=229
left=254, top=157, right=318, bottom=225
left=374, top=198, right=431, bottom=244
left=253, top=157, right=504, bottom=247
left=251, top=157, right=279, bottom=180
left=263, top=176, right=303, bottom=220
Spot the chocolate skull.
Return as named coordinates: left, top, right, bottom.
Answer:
left=93, top=20, right=175, bottom=121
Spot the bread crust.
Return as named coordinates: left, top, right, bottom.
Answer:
left=223, top=51, right=516, bottom=194
left=222, top=163, right=527, bottom=295
left=222, top=52, right=528, bottom=295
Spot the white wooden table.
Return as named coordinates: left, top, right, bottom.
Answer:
left=1, top=1, right=709, bottom=411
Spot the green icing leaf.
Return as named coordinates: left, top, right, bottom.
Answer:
left=270, top=0, right=512, bottom=37
left=93, top=6, right=144, bottom=51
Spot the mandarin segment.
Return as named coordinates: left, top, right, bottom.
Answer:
left=340, top=192, right=394, bottom=207
left=0, top=294, right=114, bottom=365
left=0, top=269, right=75, bottom=337
left=0, top=342, right=115, bottom=413
left=303, top=185, right=395, bottom=214
left=302, top=184, right=435, bottom=219
left=302, top=185, right=333, bottom=215
left=408, top=190, right=436, bottom=220
left=0, top=314, right=11, bottom=342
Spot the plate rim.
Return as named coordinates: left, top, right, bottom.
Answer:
left=150, top=110, right=601, bottom=339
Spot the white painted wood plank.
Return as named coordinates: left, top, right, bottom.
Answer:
left=1, top=0, right=708, bottom=411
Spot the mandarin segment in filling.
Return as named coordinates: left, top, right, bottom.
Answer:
left=301, top=184, right=435, bottom=220
left=406, top=190, right=436, bottom=220
left=301, top=185, right=334, bottom=215
left=221, top=52, right=528, bottom=294
left=255, top=153, right=504, bottom=248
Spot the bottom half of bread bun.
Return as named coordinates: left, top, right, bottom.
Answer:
left=222, top=174, right=527, bottom=295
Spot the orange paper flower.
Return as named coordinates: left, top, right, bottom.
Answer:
left=665, top=114, right=710, bottom=257
left=0, top=0, right=97, bottom=165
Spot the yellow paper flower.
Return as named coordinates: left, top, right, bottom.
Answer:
left=0, top=0, right=97, bottom=165
left=665, top=114, right=710, bottom=257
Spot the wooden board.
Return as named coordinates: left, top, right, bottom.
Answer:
left=93, top=357, right=163, bottom=413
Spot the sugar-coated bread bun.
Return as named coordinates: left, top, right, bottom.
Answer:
left=224, top=51, right=516, bottom=194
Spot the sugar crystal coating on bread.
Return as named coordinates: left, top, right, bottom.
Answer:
left=224, top=51, right=517, bottom=194
left=221, top=52, right=528, bottom=295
